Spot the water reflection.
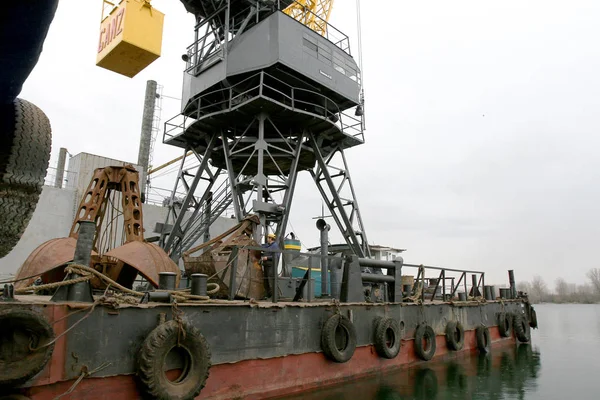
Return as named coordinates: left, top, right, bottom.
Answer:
left=281, top=345, right=541, bottom=400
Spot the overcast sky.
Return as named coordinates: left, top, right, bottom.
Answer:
left=20, top=0, right=600, bottom=286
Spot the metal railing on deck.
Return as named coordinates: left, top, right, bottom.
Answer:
left=163, top=71, right=364, bottom=144
left=221, top=245, right=492, bottom=304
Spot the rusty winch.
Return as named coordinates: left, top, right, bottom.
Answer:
left=14, top=165, right=180, bottom=290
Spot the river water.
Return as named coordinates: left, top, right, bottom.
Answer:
left=282, top=304, right=600, bottom=400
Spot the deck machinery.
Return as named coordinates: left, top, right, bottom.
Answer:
left=158, top=0, right=371, bottom=263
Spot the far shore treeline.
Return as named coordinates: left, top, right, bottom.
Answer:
left=517, top=268, right=600, bottom=304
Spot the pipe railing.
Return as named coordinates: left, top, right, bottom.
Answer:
left=210, top=245, right=496, bottom=304
left=163, top=71, right=364, bottom=144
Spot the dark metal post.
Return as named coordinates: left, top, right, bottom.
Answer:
left=390, top=258, right=402, bottom=302
left=159, top=272, right=177, bottom=290
left=471, top=274, right=479, bottom=297
left=191, top=274, right=207, bottom=296
left=307, top=255, right=317, bottom=302
left=204, top=191, right=212, bottom=243
left=508, top=270, right=516, bottom=298
left=52, top=221, right=95, bottom=302
left=137, top=80, right=157, bottom=203
left=55, top=147, right=67, bottom=188
left=316, top=218, right=330, bottom=297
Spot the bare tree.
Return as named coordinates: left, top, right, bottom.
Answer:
left=529, top=275, right=548, bottom=303
left=587, top=268, right=600, bottom=295
left=555, top=277, right=569, bottom=301
left=517, top=281, right=531, bottom=294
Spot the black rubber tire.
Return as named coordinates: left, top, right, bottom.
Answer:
left=475, top=325, right=491, bottom=354
left=497, top=312, right=512, bottom=338
left=529, top=306, right=538, bottom=329
left=0, top=308, right=54, bottom=389
left=137, top=320, right=211, bottom=400
left=513, top=313, right=531, bottom=343
left=414, top=324, right=436, bottom=361
left=445, top=321, right=464, bottom=351
left=0, top=98, right=51, bottom=257
left=321, top=314, right=357, bottom=363
left=374, top=317, right=401, bottom=359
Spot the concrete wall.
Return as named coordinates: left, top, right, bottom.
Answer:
left=0, top=187, right=238, bottom=278
left=0, top=151, right=239, bottom=278
left=0, top=186, right=77, bottom=278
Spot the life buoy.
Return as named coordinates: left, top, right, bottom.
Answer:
left=445, top=321, right=464, bottom=351
left=529, top=306, right=538, bottom=329
left=513, top=313, right=530, bottom=343
left=137, top=320, right=211, bottom=400
left=0, top=309, right=54, bottom=388
left=321, top=314, right=357, bottom=363
left=497, top=312, right=512, bottom=337
left=475, top=325, right=491, bottom=353
left=374, top=317, right=402, bottom=359
left=414, top=324, right=436, bottom=361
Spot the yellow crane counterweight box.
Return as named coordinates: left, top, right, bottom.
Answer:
left=96, top=0, right=164, bottom=78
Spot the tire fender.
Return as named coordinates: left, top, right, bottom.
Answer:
left=321, top=314, right=357, bottom=363
left=529, top=306, right=538, bottom=329
left=445, top=320, right=464, bottom=351
left=497, top=312, right=512, bottom=338
left=414, top=323, right=436, bottom=361
left=0, top=308, right=54, bottom=388
left=373, top=317, right=401, bottom=359
left=513, top=313, right=531, bottom=343
left=475, top=325, right=491, bottom=354
left=137, top=320, right=211, bottom=400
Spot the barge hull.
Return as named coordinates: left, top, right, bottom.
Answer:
left=4, top=298, right=527, bottom=400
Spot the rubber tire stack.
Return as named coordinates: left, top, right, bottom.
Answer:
left=0, top=98, right=51, bottom=257
left=137, top=320, right=211, bottom=400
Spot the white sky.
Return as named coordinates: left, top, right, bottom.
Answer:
left=20, top=0, right=600, bottom=286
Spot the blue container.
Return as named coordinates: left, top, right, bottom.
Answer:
left=292, top=266, right=330, bottom=297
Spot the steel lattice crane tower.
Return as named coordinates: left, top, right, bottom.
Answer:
left=159, top=0, right=370, bottom=263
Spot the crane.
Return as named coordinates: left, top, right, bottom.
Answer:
left=283, top=0, right=335, bottom=36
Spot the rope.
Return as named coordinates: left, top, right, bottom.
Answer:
left=15, top=275, right=92, bottom=294
left=52, top=362, right=111, bottom=400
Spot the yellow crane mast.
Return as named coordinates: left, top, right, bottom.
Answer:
left=284, top=0, right=335, bottom=36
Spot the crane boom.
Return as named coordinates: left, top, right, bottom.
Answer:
left=284, top=0, right=335, bottom=36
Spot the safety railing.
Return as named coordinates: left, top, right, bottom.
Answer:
left=183, top=0, right=352, bottom=76
left=213, top=245, right=507, bottom=304
left=163, top=71, right=364, bottom=144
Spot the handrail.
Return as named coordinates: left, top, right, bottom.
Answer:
left=163, top=71, right=364, bottom=144
left=223, top=245, right=489, bottom=304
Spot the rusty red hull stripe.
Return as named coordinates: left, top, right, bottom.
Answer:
left=28, top=328, right=514, bottom=400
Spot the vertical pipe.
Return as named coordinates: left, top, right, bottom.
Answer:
left=317, top=219, right=330, bottom=297
left=68, top=221, right=95, bottom=302
left=254, top=113, right=266, bottom=243
left=508, top=270, right=516, bottom=299
left=55, top=147, right=67, bottom=188
left=204, top=191, right=212, bottom=243
left=471, top=274, right=478, bottom=297
left=137, top=80, right=157, bottom=204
